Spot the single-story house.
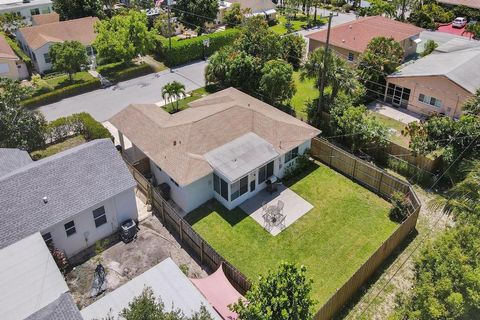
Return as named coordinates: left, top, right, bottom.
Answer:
left=385, top=45, right=480, bottom=118
left=16, top=16, right=98, bottom=73
left=217, top=0, right=277, bottom=24
left=110, top=87, right=320, bottom=214
left=436, top=0, right=480, bottom=9
left=0, top=139, right=138, bottom=258
left=31, top=11, right=60, bottom=26
left=0, top=34, right=28, bottom=80
left=306, top=16, right=424, bottom=62
left=0, top=0, right=53, bottom=24
left=0, top=232, right=82, bottom=320
left=81, top=258, right=221, bottom=319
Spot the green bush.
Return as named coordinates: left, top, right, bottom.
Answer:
left=389, top=191, right=411, bottom=222
left=46, top=112, right=112, bottom=143
left=2, top=33, right=32, bottom=68
left=387, top=157, right=434, bottom=188
left=156, top=29, right=241, bottom=66
left=283, top=154, right=311, bottom=181
left=97, top=62, right=154, bottom=82
left=22, top=78, right=101, bottom=108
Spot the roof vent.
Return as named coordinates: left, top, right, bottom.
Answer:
left=43, top=196, right=48, bottom=204
left=173, top=140, right=176, bottom=146
left=349, top=25, right=352, bottom=29
left=342, top=39, right=346, bottom=43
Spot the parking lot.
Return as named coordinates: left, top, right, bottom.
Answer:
left=66, top=215, right=208, bottom=309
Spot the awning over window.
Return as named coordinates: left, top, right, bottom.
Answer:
left=411, top=35, right=422, bottom=44
left=264, top=9, right=277, bottom=15
left=190, top=265, right=245, bottom=320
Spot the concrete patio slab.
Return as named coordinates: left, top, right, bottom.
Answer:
left=368, top=101, right=423, bottom=124
left=240, top=184, right=313, bottom=236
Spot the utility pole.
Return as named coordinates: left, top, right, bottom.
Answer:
left=317, top=12, right=333, bottom=121
left=167, top=0, right=172, bottom=51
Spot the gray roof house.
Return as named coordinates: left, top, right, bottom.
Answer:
left=385, top=46, right=480, bottom=118
left=0, top=232, right=79, bottom=320
left=0, top=139, right=138, bottom=257
left=0, top=148, right=33, bottom=177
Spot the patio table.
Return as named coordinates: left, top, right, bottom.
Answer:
left=263, top=206, right=283, bottom=226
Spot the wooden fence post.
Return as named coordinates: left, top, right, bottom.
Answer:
left=377, top=173, right=384, bottom=194
left=179, top=220, right=183, bottom=241
left=352, top=159, right=357, bottom=179
left=161, top=200, right=165, bottom=223
left=200, top=241, right=204, bottom=264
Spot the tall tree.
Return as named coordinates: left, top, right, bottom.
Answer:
left=121, top=287, right=213, bottom=320
left=53, top=0, right=104, bottom=20
left=174, top=0, right=218, bottom=33
left=0, top=79, right=46, bottom=152
left=94, top=10, right=156, bottom=64
left=49, top=41, right=89, bottom=82
left=259, top=59, right=296, bottom=106
left=358, top=37, right=404, bottom=99
left=223, top=3, right=248, bottom=27
left=232, top=262, right=316, bottom=320
left=463, top=89, right=480, bottom=116
left=281, top=33, right=306, bottom=69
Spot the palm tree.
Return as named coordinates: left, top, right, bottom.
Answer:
left=161, top=81, right=186, bottom=112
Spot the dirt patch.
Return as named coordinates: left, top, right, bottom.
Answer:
left=340, top=187, right=453, bottom=320
left=66, top=216, right=208, bottom=310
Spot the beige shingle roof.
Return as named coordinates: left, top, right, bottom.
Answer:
left=31, top=12, right=60, bottom=26
left=0, top=35, right=18, bottom=60
left=110, top=88, right=320, bottom=186
left=19, top=16, right=98, bottom=50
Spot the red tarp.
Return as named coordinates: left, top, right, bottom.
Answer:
left=190, top=265, right=244, bottom=320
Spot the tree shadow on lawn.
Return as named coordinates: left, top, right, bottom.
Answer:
left=185, top=200, right=248, bottom=227
left=333, top=228, right=419, bottom=320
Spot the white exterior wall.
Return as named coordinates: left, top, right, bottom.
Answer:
left=41, top=187, right=138, bottom=258
left=149, top=139, right=312, bottom=213
left=150, top=160, right=214, bottom=214
left=0, top=2, right=53, bottom=22
left=32, top=42, right=52, bottom=73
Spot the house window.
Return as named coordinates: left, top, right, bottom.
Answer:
left=284, top=147, right=299, bottom=164
left=230, top=176, right=248, bottom=201
left=348, top=52, right=354, bottom=61
left=43, top=53, right=51, bottom=64
left=419, top=94, right=442, bottom=108
left=42, top=232, right=53, bottom=247
left=64, top=221, right=76, bottom=237
left=93, top=206, right=107, bottom=228
left=30, top=8, right=40, bottom=16
left=258, top=161, right=274, bottom=184
left=213, top=173, right=228, bottom=201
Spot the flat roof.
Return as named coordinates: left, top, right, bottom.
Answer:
left=81, top=258, right=221, bottom=320
left=204, top=132, right=278, bottom=182
left=0, top=232, right=69, bottom=320
left=0, top=0, right=51, bottom=11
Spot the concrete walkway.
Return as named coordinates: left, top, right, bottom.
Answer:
left=240, top=184, right=313, bottom=236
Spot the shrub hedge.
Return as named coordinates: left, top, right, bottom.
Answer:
left=156, top=29, right=240, bottom=66
left=2, top=33, right=32, bottom=68
left=22, top=78, right=101, bottom=108
left=46, top=112, right=112, bottom=143
left=97, top=62, right=154, bottom=82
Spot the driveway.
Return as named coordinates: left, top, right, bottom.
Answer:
left=296, top=10, right=357, bottom=37
left=417, top=30, right=473, bottom=53
left=38, top=60, right=207, bottom=122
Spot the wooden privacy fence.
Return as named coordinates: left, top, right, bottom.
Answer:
left=311, top=138, right=421, bottom=320
left=319, top=111, right=440, bottom=172
left=124, top=158, right=251, bottom=295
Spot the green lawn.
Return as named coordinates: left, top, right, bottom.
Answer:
left=368, top=111, right=411, bottom=148
left=44, top=72, right=95, bottom=90
left=291, top=71, right=318, bottom=121
left=31, top=135, right=86, bottom=160
left=269, top=15, right=306, bottom=34
left=186, top=163, right=396, bottom=305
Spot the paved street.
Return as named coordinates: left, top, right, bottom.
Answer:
left=296, top=10, right=357, bottom=37
left=39, top=61, right=206, bottom=122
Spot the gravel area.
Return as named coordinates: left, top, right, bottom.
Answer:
left=66, top=216, right=208, bottom=309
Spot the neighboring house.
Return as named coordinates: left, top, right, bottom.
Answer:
left=217, top=0, right=277, bottom=24
left=81, top=258, right=221, bottom=320
left=0, top=139, right=138, bottom=258
left=0, top=232, right=82, bottom=320
left=31, top=11, right=60, bottom=25
left=306, top=16, right=424, bottom=62
left=110, top=87, right=320, bottom=214
left=0, top=0, right=53, bottom=24
left=385, top=46, right=480, bottom=118
left=16, top=16, right=98, bottom=73
left=0, top=34, right=28, bottom=79
left=436, top=0, right=480, bottom=9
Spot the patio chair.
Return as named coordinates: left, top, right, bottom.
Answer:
left=278, top=214, right=286, bottom=230
left=277, top=200, right=284, bottom=214
left=262, top=201, right=267, bottom=212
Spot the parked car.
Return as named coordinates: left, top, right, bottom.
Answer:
left=452, top=17, right=467, bottom=28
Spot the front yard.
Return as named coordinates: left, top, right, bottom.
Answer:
left=185, top=163, right=397, bottom=305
